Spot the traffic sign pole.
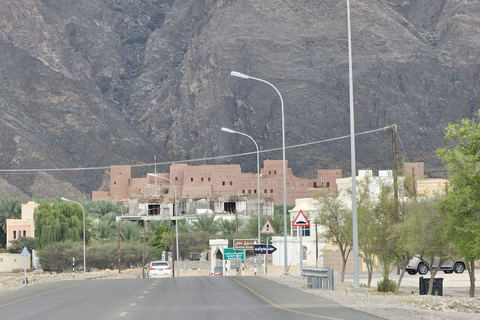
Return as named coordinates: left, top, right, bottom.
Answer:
left=300, top=226, right=303, bottom=280
left=264, top=234, right=269, bottom=276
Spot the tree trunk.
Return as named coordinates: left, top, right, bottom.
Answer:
left=427, top=268, right=440, bottom=295
left=395, top=264, right=406, bottom=295
left=467, top=260, right=475, bottom=298
left=367, top=263, right=373, bottom=288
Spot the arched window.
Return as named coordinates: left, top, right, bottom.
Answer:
left=302, top=245, right=308, bottom=261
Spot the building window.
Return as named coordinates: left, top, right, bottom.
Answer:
left=248, top=190, right=251, bottom=194
left=230, top=181, right=233, bottom=185
left=201, top=177, right=204, bottom=182
left=269, top=171, right=271, bottom=174
left=175, top=176, right=178, bottom=181
left=13, top=231, right=16, bottom=239
left=191, top=178, right=194, bottom=182
left=23, top=230, right=26, bottom=237
left=302, top=245, right=308, bottom=261
left=254, top=190, right=257, bottom=194
left=326, top=182, right=330, bottom=187
left=270, top=189, right=273, bottom=193
left=18, top=230, right=21, bottom=238
left=242, top=190, right=245, bottom=194
left=222, top=181, right=226, bottom=186
left=208, top=177, right=211, bottom=181
left=274, top=170, right=277, bottom=174
left=264, top=189, right=267, bottom=193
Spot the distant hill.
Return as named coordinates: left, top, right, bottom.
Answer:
left=0, top=0, right=478, bottom=199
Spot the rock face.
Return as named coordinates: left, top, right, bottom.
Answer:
left=0, top=0, right=479, bottom=198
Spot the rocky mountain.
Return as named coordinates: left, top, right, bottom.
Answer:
left=0, top=0, right=479, bottom=200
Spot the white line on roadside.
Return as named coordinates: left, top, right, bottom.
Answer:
left=119, top=312, right=127, bottom=317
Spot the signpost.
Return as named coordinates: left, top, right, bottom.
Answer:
left=20, top=247, right=31, bottom=285
left=233, top=239, right=258, bottom=250
left=224, top=248, right=245, bottom=276
left=223, top=248, right=245, bottom=260
left=261, top=220, right=275, bottom=276
left=292, top=210, right=310, bottom=279
left=254, top=244, right=277, bottom=255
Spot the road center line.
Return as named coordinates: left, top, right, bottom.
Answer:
left=0, top=282, right=83, bottom=309
left=119, top=312, right=127, bottom=316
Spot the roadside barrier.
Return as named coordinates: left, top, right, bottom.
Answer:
left=302, top=267, right=334, bottom=290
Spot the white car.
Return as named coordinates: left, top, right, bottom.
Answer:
left=146, top=261, right=172, bottom=278
left=405, top=257, right=466, bottom=275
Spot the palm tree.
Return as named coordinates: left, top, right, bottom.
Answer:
left=0, top=196, right=21, bottom=234
left=92, top=219, right=116, bottom=242
left=191, top=214, right=220, bottom=235
left=219, top=219, right=238, bottom=237
left=87, top=201, right=122, bottom=221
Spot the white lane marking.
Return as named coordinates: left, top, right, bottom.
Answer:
left=119, top=312, right=127, bottom=317
left=143, top=291, right=148, bottom=294
left=130, top=303, right=137, bottom=307
left=138, top=296, right=144, bottom=299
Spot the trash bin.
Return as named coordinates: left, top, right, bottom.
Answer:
left=419, top=277, right=443, bottom=296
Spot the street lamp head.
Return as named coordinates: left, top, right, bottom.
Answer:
left=230, top=71, right=250, bottom=79
left=221, top=127, right=236, bottom=134
left=60, top=197, right=71, bottom=202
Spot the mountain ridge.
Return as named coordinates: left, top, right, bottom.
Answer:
left=0, top=0, right=478, bottom=200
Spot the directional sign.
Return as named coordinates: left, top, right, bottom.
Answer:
left=261, top=219, right=275, bottom=234
left=292, top=210, right=310, bottom=227
left=233, top=239, right=258, bottom=250
left=223, top=248, right=246, bottom=260
left=254, top=244, right=277, bottom=255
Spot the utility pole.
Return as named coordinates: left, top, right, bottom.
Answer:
left=393, top=124, right=399, bottom=209
left=118, top=221, right=121, bottom=273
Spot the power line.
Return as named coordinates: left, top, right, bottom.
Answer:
left=0, top=125, right=396, bottom=173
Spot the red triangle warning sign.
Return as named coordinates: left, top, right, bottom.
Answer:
left=292, top=210, right=310, bottom=227
left=261, top=219, right=275, bottom=234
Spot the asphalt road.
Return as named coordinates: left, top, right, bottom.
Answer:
left=0, top=276, right=385, bottom=320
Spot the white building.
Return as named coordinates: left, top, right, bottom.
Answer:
left=272, top=198, right=327, bottom=268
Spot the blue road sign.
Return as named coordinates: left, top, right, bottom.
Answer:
left=254, top=244, right=277, bottom=255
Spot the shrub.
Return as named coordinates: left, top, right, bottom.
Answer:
left=37, top=241, right=156, bottom=272
left=377, top=279, right=397, bottom=292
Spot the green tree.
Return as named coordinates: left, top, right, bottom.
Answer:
left=402, top=196, right=453, bottom=295
left=0, top=196, right=21, bottom=247
left=149, top=222, right=172, bottom=258
left=354, top=177, right=378, bottom=288
left=437, top=112, right=480, bottom=297
left=177, top=232, right=210, bottom=260
left=191, top=214, right=220, bottom=235
left=6, top=237, right=36, bottom=254
left=34, top=202, right=92, bottom=249
left=92, top=219, right=116, bottom=242
left=119, top=221, right=143, bottom=242
left=87, top=201, right=123, bottom=221
left=315, top=190, right=352, bottom=282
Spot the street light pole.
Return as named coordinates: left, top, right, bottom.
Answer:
left=221, top=127, right=261, bottom=273
left=230, top=71, right=289, bottom=274
left=60, top=197, right=86, bottom=280
left=346, top=0, right=360, bottom=288
left=147, top=173, right=180, bottom=277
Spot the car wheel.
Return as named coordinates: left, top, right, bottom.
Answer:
left=407, top=270, right=417, bottom=275
left=418, top=263, right=429, bottom=275
left=454, top=262, right=465, bottom=274
left=443, top=270, right=453, bottom=274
